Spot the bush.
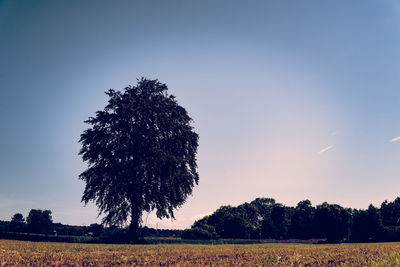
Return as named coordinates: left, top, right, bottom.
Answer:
left=182, top=225, right=218, bottom=240
left=378, top=226, right=400, bottom=242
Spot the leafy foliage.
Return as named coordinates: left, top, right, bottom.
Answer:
left=79, top=78, right=199, bottom=240
left=187, top=197, right=400, bottom=242
left=314, top=202, right=351, bottom=242
left=289, top=200, right=315, bottom=239
left=350, top=205, right=384, bottom=242
left=10, top=213, right=25, bottom=232
left=27, top=209, right=53, bottom=234
left=380, top=197, right=400, bottom=226
left=182, top=224, right=218, bottom=240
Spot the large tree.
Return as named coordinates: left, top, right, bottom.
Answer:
left=79, top=78, right=199, bottom=240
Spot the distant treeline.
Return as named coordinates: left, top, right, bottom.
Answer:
left=0, top=209, right=182, bottom=243
left=182, top=197, right=400, bottom=243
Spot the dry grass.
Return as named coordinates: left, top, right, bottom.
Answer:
left=1, top=239, right=400, bottom=266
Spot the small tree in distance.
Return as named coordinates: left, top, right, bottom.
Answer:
left=10, top=213, right=25, bottom=232
left=11, top=213, right=24, bottom=224
left=79, top=78, right=199, bottom=241
left=27, top=209, right=53, bottom=234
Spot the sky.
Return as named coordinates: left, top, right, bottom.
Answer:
left=1, top=0, right=400, bottom=229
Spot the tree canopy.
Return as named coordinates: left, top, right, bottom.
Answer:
left=11, top=213, right=24, bottom=224
left=27, top=209, right=53, bottom=234
left=10, top=213, right=25, bottom=232
left=79, top=78, right=199, bottom=240
left=185, top=197, right=400, bottom=242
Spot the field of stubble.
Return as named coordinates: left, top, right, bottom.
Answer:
left=1, top=239, right=400, bottom=266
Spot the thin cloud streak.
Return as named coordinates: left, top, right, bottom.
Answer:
left=318, top=145, right=333, bottom=154
left=391, top=136, right=400, bottom=142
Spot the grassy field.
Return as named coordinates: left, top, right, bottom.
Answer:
left=1, top=239, right=400, bottom=266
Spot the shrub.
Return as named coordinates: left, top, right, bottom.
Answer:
left=182, top=225, right=218, bottom=240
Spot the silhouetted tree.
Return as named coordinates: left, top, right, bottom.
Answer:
left=270, top=204, right=292, bottom=239
left=27, top=209, right=53, bottom=234
left=185, top=197, right=400, bottom=242
left=192, top=216, right=210, bottom=229
left=10, top=213, right=25, bottom=232
left=259, top=203, right=292, bottom=239
left=290, top=200, right=315, bottom=239
left=380, top=198, right=400, bottom=226
left=206, top=206, right=247, bottom=238
left=182, top=224, right=218, bottom=240
left=350, top=205, right=383, bottom=242
left=249, top=198, right=276, bottom=238
left=251, top=198, right=276, bottom=216
left=204, top=205, right=263, bottom=238
left=315, top=203, right=351, bottom=242
left=79, top=78, right=199, bottom=241
left=237, top=202, right=262, bottom=238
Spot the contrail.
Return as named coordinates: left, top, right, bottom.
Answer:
left=318, top=145, right=333, bottom=154
left=391, top=136, right=400, bottom=142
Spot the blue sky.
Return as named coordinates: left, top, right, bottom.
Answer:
left=1, top=0, right=400, bottom=229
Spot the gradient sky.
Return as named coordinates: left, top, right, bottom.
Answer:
left=1, top=0, right=400, bottom=229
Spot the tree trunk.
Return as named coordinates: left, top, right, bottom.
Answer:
left=128, top=206, right=141, bottom=242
